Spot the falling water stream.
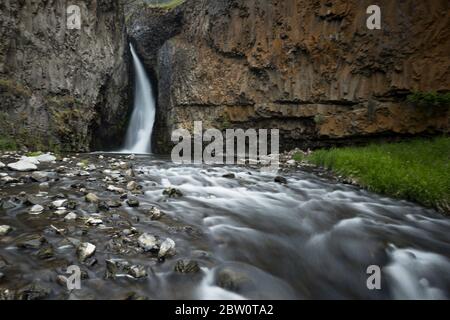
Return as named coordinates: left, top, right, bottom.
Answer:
left=122, top=44, right=156, bottom=154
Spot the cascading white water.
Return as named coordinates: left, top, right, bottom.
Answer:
left=122, top=43, right=156, bottom=154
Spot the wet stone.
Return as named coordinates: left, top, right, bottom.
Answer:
left=0, top=225, right=13, bottom=236
left=126, top=197, right=140, bottom=207
left=163, top=187, right=183, bottom=198
left=85, top=193, right=99, bottom=203
left=274, top=176, right=287, bottom=184
left=36, top=245, right=54, bottom=260
left=147, top=207, right=164, bottom=220
left=77, top=242, right=96, bottom=262
left=138, top=233, right=159, bottom=252
left=174, top=259, right=200, bottom=274
left=222, top=173, right=235, bottom=179
left=16, top=234, right=47, bottom=249
left=128, top=265, right=147, bottom=279
left=29, top=204, right=44, bottom=215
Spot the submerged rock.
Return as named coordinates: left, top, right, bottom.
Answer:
left=174, top=259, right=200, bottom=274
left=222, top=173, right=235, bottom=179
left=126, top=197, right=140, bottom=207
left=16, top=234, right=47, bottom=249
left=274, top=176, right=287, bottom=184
left=147, top=207, right=163, bottom=220
left=163, top=187, right=183, bottom=198
left=77, top=242, right=96, bottom=262
left=36, top=245, right=54, bottom=260
left=215, top=268, right=251, bottom=292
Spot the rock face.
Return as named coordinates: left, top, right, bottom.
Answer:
left=128, top=0, right=450, bottom=153
left=0, top=0, right=130, bottom=152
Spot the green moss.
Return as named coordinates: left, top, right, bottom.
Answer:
left=26, top=151, right=43, bottom=157
left=0, top=78, right=32, bottom=97
left=407, top=91, right=450, bottom=108
left=299, top=137, right=450, bottom=214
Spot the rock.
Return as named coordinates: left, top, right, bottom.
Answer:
left=85, top=193, right=99, bottom=203
left=126, top=181, right=138, bottom=191
left=98, top=201, right=110, bottom=211
left=17, top=283, right=50, bottom=300
left=124, top=169, right=134, bottom=177
left=86, top=217, right=103, bottom=226
left=16, top=234, right=47, bottom=249
left=39, top=182, right=50, bottom=190
left=36, top=245, right=54, bottom=260
left=107, top=185, right=125, bottom=193
left=0, top=161, right=5, bottom=168
left=64, top=212, right=77, bottom=221
left=29, top=204, right=44, bottom=215
left=1, top=175, right=18, bottom=184
left=274, top=176, right=287, bottom=184
left=106, top=200, right=122, bottom=208
left=19, top=156, right=40, bottom=165
left=30, top=171, right=52, bottom=182
left=158, top=238, right=176, bottom=258
left=147, top=207, right=163, bottom=220
left=7, top=160, right=37, bottom=172
left=286, top=159, right=296, bottom=166
left=126, top=197, right=140, bottom=207
left=66, top=200, right=78, bottom=210
left=137, top=233, right=159, bottom=252
left=174, top=259, right=200, bottom=274
left=0, top=225, right=13, bottom=236
left=128, top=265, right=147, bottom=279
left=127, top=154, right=136, bottom=160
left=163, top=187, right=183, bottom=198
left=52, top=199, right=67, bottom=208
left=222, top=173, right=235, bottom=179
left=105, top=259, right=130, bottom=278
left=54, top=208, right=67, bottom=215
left=77, top=242, right=96, bottom=262
left=34, top=153, right=56, bottom=163
left=215, top=268, right=251, bottom=292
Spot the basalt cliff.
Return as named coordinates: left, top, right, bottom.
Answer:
left=128, top=0, right=450, bottom=153
left=0, top=0, right=129, bottom=152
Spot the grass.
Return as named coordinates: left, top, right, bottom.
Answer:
left=146, top=0, right=185, bottom=9
left=0, top=136, right=17, bottom=151
left=294, top=137, right=450, bottom=213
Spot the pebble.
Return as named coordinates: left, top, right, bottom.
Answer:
left=29, top=204, right=44, bottom=215
left=85, top=193, right=99, bottom=203
left=64, top=212, right=77, bottom=221
left=77, top=242, right=96, bottom=262
left=0, top=225, right=13, bottom=236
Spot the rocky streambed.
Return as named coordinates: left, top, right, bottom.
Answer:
left=1, top=152, right=450, bottom=300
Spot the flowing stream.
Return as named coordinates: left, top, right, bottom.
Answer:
left=122, top=44, right=156, bottom=154
left=1, top=154, right=450, bottom=299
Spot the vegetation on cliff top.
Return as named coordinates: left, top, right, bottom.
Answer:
left=294, top=137, right=450, bottom=214
left=407, top=91, right=450, bottom=108
left=145, top=0, right=185, bottom=9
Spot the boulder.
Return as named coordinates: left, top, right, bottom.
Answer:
left=7, top=160, right=37, bottom=172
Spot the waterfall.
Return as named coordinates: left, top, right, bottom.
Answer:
left=122, top=43, right=156, bottom=154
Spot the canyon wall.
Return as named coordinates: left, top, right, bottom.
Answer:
left=129, top=0, right=450, bottom=153
left=0, top=0, right=130, bottom=152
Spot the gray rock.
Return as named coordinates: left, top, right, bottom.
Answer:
left=7, top=160, right=37, bottom=172
left=128, top=265, right=147, bottom=279
left=31, top=171, right=52, bottom=182
left=64, top=212, right=77, bottom=221
left=36, top=245, right=54, bottom=260
left=126, top=197, right=140, bottom=207
left=215, top=267, right=251, bottom=292
left=34, top=153, right=56, bottom=163
left=0, top=161, right=5, bottom=168
left=158, top=238, right=176, bottom=258
left=126, top=181, right=138, bottom=191
left=29, top=204, right=44, bottom=215
left=138, top=233, right=159, bottom=252
left=77, top=242, right=96, bottom=262
left=0, top=225, right=13, bottom=236
left=85, top=193, right=99, bottom=203
left=147, top=207, right=163, bottom=220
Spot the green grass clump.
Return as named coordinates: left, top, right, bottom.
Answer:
left=26, top=151, right=43, bottom=157
left=300, top=137, right=450, bottom=213
left=146, top=0, right=185, bottom=9
left=407, top=91, right=450, bottom=108
left=0, top=136, right=17, bottom=151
